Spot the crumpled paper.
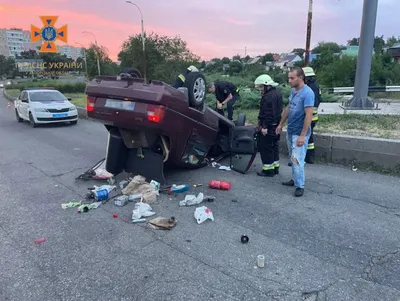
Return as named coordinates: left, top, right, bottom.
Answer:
left=194, top=206, right=214, bottom=224
left=179, top=193, right=204, bottom=207
left=132, top=202, right=156, bottom=220
left=122, top=175, right=158, bottom=203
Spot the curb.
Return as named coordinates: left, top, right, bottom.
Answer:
left=279, top=131, right=400, bottom=174
left=3, top=88, right=87, bottom=119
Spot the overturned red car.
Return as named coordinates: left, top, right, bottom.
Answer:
left=84, top=69, right=258, bottom=184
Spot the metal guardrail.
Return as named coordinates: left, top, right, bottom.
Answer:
left=323, top=86, right=400, bottom=93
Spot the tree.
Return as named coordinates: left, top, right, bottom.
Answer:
left=221, top=57, right=230, bottom=64
left=347, top=36, right=386, bottom=54
left=311, top=42, right=342, bottom=54
left=118, top=32, right=200, bottom=83
left=261, top=53, right=274, bottom=64
left=292, top=48, right=305, bottom=58
left=347, top=38, right=359, bottom=46
left=232, top=54, right=241, bottom=61
left=386, top=36, right=400, bottom=48
left=228, top=60, right=243, bottom=75
left=86, top=43, right=119, bottom=79
left=0, top=55, right=16, bottom=78
left=17, top=50, right=39, bottom=59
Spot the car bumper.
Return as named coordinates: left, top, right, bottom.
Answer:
left=34, top=110, right=78, bottom=123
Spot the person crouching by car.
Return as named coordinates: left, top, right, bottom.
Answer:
left=207, top=81, right=240, bottom=121
left=171, top=65, right=199, bottom=89
left=254, top=74, right=283, bottom=177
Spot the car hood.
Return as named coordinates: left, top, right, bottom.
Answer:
left=32, top=100, right=74, bottom=108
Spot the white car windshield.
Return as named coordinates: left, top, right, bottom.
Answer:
left=29, top=91, right=67, bottom=102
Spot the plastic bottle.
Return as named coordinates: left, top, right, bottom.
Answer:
left=169, top=184, right=189, bottom=193
left=208, top=180, right=231, bottom=190
left=34, top=237, right=46, bottom=244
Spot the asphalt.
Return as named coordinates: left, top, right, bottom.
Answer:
left=1, top=92, right=400, bottom=301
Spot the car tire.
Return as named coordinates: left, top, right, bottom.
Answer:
left=15, top=109, right=23, bottom=122
left=184, top=72, right=206, bottom=108
left=29, top=112, right=37, bottom=128
left=120, top=67, right=142, bottom=78
left=70, top=120, right=78, bottom=125
left=235, top=113, right=246, bottom=126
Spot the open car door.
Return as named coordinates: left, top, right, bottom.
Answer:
left=229, top=125, right=258, bottom=174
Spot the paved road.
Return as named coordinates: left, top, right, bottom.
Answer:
left=1, top=93, right=400, bottom=301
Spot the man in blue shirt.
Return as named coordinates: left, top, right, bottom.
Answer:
left=276, top=67, right=314, bottom=197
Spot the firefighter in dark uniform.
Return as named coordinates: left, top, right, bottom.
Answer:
left=207, top=81, right=240, bottom=121
left=171, top=65, right=199, bottom=89
left=254, top=74, right=283, bottom=177
left=303, top=66, right=321, bottom=164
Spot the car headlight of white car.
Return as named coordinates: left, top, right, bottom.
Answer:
left=35, top=108, right=48, bottom=112
left=69, top=106, right=77, bottom=111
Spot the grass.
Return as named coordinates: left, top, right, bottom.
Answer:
left=5, top=89, right=86, bottom=107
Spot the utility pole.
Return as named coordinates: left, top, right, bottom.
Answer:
left=346, top=0, right=379, bottom=109
left=245, top=46, right=247, bottom=57
left=82, top=31, right=101, bottom=76
left=304, top=0, right=313, bottom=66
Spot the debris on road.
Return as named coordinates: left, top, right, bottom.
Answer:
left=77, top=202, right=101, bottom=213
left=149, top=216, right=176, bottom=230
left=122, top=175, right=158, bottom=204
left=194, top=206, right=214, bottom=224
left=211, top=162, right=231, bottom=171
left=91, top=185, right=117, bottom=201
left=193, top=184, right=202, bottom=188
left=179, top=193, right=204, bottom=207
left=76, top=158, right=115, bottom=182
left=132, top=202, right=155, bottom=221
left=34, top=237, right=46, bottom=245
left=61, top=201, right=82, bottom=209
left=241, top=235, right=249, bottom=244
left=119, top=180, right=129, bottom=190
left=209, top=180, right=231, bottom=190
left=169, top=184, right=189, bottom=193
left=257, top=255, right=265, bottom=268
left=114, top=195, right=129, bottom=207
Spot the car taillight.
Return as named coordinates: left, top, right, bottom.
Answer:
left=147, top=105, right=165, bottom=123
left=86, top=96, right=96, bottom=112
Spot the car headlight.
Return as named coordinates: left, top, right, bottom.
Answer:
left=69, top=106, right=77, bottom=111
left=35, top=108, right=48, bottom=112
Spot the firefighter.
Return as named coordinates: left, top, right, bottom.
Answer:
left=207, top=81, right=240, bottom=121
left=171, top=65, right=199, bottom=89
left=254, top=74, right=283, bottom=177
left=303, top=66, right=321, bottom=164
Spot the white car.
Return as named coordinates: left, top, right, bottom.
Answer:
left=14, top=88, right=78, bottom=127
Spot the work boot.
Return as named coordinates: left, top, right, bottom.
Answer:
left=282, top=179, right=295, bottom=186
left=257, top=169, right=275, bottom=177
left=295, top=187, right=304, bottom=197
left=274, top=166, right=279, bottom=175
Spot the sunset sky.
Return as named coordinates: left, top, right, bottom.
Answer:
left=0, top=0, right=398, bottom=61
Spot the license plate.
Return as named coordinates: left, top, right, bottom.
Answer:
left=53, top=113, right=68, bottom=118
left=105, top=98, right=135, bottom=111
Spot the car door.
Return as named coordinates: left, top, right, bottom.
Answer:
left=229, top=125, right=258, bottom=174
left=20, top=92, right=29, bottom=119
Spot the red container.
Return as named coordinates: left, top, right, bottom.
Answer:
left=209, top=180, right=231, bottom=190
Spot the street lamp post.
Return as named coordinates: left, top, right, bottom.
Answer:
left=75, top=41, right=89, bottom=80
left=82, top=31, right=101, bottom=76
left=126, top=0, right=146, bottom=81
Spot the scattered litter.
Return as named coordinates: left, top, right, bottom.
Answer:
left=241, top=235, right=249, bottom=244
left=193, top=184, right=202, bottom=188
left=179, top=193, right=204, bottom=207
left=211, top=162, right=221, bottom=168
left=232, top=199, right=238, bottom=203
left=204, top=196, right=215, bottom=202
left=132, top=218, right=146, bottom=223
left=149, top=216, right=177, bottom=230
left=132, top=202, right=155, bottom=221
left=352, top=165, right=358, bottom=171
left=150, top=180, right=160, bottom=196
left=114, top=195, right=129, bottom=207
left=61, top=201, right=82, bottom=209
left=169, top=184, right=189, bottom=193
left=34, top=237, right=46, bottom=245
left=91, top=185, right=117, bottom=201
left=76, top=158, right=114, bottom=182
left=194, top=206, right=214, bottom=224
left=257, top=255, right=265, bottom=268
left=113, top=214, right=118, bottom=218
left=209, top=180, right=231, bottom=190
left=128, top=193, right=142, bottom=202
left=218, top=165, right=231, bottom=171
left=122, top=175, right=158, bottom=204
left=77, top=202, right=101, bottom=213
left=119, top=180, right=129, bottom=189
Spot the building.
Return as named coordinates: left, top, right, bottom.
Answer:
left=58, top=45, right=84, bottom=60
left=275, top=53, right=302, bottom=69
left=388, top=43, right=400, bottom=63
left=0, top=28, right=40, bottom=57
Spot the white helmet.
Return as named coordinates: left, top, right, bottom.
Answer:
left=187, top=65, right=199, bottom=72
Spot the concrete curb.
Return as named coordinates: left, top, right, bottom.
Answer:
left=3, top=88, right=87, bottom=119
left=279, top=131, right=400, bottom=172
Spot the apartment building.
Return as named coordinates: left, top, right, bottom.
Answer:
left=58, top=45, right=84, bottom=60
left=0, top=28, right=40, bottom=57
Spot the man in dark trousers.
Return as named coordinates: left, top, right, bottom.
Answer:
left=303, top=66, right=321, bottom=164
left=207, top=81, right=240, bottom=121
left=254, top=74, right=283, bottom=177
left=171, top=65, right=199, bottom=89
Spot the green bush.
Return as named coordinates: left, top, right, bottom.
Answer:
left=8, top=81, right=87, bottom=94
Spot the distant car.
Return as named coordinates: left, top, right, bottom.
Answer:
left=14, top=88, right=78, bottom=127
left=85, top=69, right=258, bottom=184
left=0, top=83, right=3, bottom=88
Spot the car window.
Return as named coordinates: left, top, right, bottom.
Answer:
left=28, top=91, right=67, bottom=102
left=21, top=92, right=28, bottom=101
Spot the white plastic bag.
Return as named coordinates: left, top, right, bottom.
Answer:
left=194, top=206, right=214, bottom=224
left=179, top=193, right=204, bottom=207
left=132, top=202, right=155, bottom=220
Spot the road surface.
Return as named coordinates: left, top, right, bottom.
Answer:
left=0, top=93, right=399, bottom=301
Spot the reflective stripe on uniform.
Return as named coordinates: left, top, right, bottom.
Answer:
left=273, top=161, right=280, bottom=168
left=307, top=143, right=315, bottom=150
left=312, top=107, right=318, bottom=121
left=262, top=164, right=274, bottom=171
left=236, top=88, right=240, bottom=93
left=178, top=74, right=186, bottom=82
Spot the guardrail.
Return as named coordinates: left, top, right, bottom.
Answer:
left=323, top=86, right=400, bottom=93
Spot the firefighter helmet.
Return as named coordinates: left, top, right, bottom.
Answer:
left=254, top=74, right=279, bottom=87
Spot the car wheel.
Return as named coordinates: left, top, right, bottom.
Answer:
left=184, top=72, right=206, bottom=108
left=120, top=67, right=142, bottom=78
left=70, top=120, right=78, bottom=125
left=29, top=112, right=37, bottom=128
left=15, top=109, right=23, bottom=122
left=234, top=113, right=246, bottom=126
